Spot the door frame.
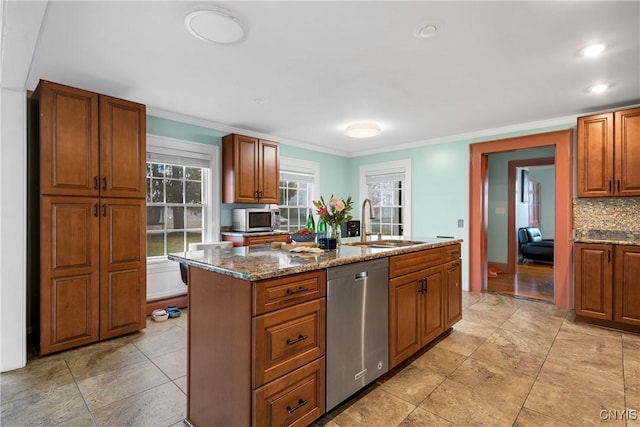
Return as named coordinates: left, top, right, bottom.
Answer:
left=507, top=157, right=555, bottom=274
left=469, top=129, right=573, bottom=309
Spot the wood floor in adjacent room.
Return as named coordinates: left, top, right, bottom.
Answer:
left=488, top=262, right=554, bottom=302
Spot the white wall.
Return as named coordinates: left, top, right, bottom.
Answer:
left=0, top=88, right=28, bottom=371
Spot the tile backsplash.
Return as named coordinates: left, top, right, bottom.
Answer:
left=573, top=197, right=640, bottom=242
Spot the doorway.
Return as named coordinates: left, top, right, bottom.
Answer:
left=468, top=129, right=573, bottom=309
left=487, top=155, right=556, bottom=302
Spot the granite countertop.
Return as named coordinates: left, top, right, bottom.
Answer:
left=168, top=236, right=462, bottom=281
left=573, top=229, right=640, bottom=246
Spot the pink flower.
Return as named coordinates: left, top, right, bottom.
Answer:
left=330, top=197, right=345, bottom=212
left=316, top=206, right=328, bottom=217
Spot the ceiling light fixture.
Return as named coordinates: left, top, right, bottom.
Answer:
left=580, top=43, right=606, bottom=57
left=588, top=83, right=609, bottom=94
left=414, top=24, right=437, bottom=38
left=344, top=123, right=381, bottom=138
left=185, top=6, right=247, bottom=44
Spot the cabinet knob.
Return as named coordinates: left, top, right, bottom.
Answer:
left=102, top=177, right=108, bottom=190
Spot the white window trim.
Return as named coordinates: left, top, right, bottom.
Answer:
left=280, top=156, right=320, bottom=203
left=359, top=159, right=412, bottom=236
left=146, top=134, right=220, bottom=272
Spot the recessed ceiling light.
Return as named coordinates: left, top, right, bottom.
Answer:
left=588, top=83, right=609, bottom=94
left=414, top=25, right=437, bottom=38
left=185, top=6, right=247, bottom=44
left=344, top=123, right=381, bottom=138
left=581, top=43, right=606, bottom=57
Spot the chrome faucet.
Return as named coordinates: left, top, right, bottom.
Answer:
left=361, top=198, right=376, bottom=242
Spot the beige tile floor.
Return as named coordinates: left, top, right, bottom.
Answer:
left=2, top=292, right=639, bottom=426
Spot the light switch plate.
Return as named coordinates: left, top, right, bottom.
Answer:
left=457, top=219, right=464, bottom=228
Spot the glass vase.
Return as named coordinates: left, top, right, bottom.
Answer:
left=329, top=223, right=341, bottom=249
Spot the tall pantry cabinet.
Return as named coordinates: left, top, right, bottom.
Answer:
left=29, top=80, right=147, bottom=355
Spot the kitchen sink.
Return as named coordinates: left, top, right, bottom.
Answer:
left=344, top=239, right=426, bottom=248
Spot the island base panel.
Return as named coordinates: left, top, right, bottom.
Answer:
left=187, top=267, right=252, bottom=426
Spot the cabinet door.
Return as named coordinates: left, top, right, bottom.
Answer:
left=258, top=140, right=280, bottom=203
left=389, top=272, right=421, bottom=368
left=614, top=108, right=640, bottom=196
left=577, top=113, right=614, bottom=197
left=574, top=243, right=613, bottom=320
left=614, top=245, right=640, bottom=326
left=100, top=198, right=146, bottom=339
left=40, top=196, right=100, bottom=354
left=99, top=96, right=146, bottom=198
left=420, top=266, right=444, bottom=346
left=38, top=81, right=100, bottom=197
left=222, top=134, right=260, bottom=203
left=444, top=259, right=462, bottom=329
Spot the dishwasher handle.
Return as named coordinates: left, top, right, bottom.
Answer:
left=354, top=271, right=368, bottom=281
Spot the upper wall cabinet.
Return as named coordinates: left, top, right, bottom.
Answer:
left=37, top=81, right=146, bottom=198
left=578, top=107, right=640, bottom=197
left=222, top=133, right=279, bottom=203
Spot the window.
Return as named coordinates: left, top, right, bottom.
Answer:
left=278, top=158, right=320, bottom=231
left=360, top=160, right=411, bottom=236
left=146, top=135, right=219, bottom=259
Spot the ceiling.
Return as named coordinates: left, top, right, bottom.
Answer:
left=4, top=1, right=640, bottom=156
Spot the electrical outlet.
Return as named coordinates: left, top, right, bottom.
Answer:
left=457, top=219, right=464, bottom=228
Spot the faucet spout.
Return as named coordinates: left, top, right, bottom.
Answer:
left=361, top=198, right=376, bottom=242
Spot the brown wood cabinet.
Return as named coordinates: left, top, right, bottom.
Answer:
left=222, top=134, right=280, bottom=203
left=574, top=243, right=612, bottom=320
left=574, top=243, right=640, bottom=329
left=187, top=267, right=326, bottom=426
left=614, top=245, right=640, bottom=326
left=222, top=233, right=289, bottom=247
left=388, top=243, right=461, bottom=368
left=578, top=107, right=640, bottom=197
left=444, top=259, right=463, bottom=329
left=31, top=80, right=146, bottom=355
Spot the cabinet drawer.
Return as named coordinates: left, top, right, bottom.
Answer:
left=253, top=357, right=325, bottom=427
left=253, top=270, right=326, bottom=315
left=390, top=248, right=443, bottom=278
left=253, top=299, right=325, bottom=388
left=443, top=244, right=461, bottom=261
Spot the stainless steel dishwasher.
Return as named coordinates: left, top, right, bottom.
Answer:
left=326, top=258, right=389, bottom=411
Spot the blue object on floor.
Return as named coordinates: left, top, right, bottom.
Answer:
left=166, top=306, right=181, bottom=318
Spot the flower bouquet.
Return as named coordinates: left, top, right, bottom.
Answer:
left=313, top=195, right=353, bottom=247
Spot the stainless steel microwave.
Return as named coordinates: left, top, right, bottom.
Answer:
left=232, top=208, right=280, bottom=232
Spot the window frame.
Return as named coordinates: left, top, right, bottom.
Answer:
left=278, top=157, right=320, bottom=231
left=359, top=159, right=412, bottom=236
left=146, top=134, right=220, bottom=271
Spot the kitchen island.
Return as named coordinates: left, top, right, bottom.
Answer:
left=169, top=236, right=462, bottom=427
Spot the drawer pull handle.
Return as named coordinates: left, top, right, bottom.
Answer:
left=286, top=398, right=308, bottom=414
left=286, top=334, right=308, bottom=346
left=286, top=286, right=308, bottom=295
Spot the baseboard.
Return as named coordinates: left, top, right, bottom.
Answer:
left=488, top=262, right=508, bottom=272
left=146, top=294, right=188, bottom=316
left=574, top=314, right=640, bottom=335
